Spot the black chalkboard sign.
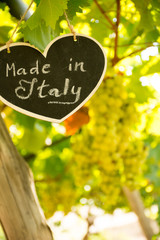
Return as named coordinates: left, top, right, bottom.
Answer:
left=0, top=34, right=107, bottom=122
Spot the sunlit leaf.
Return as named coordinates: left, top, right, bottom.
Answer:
left=25, top=0, right=68, bottom=30
left=0, top=26, right=12, bottom=44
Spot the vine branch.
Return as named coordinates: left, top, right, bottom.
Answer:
left=118, top=45, right=152, bottom=62
left=35, top=175, right=62, bottom=183
left=25, top=135, right=71, bottom=161
left=105, top=41, right=160, bottom=48
left=94, top=0, right=115, bottom=30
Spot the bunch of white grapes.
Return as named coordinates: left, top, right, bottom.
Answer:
left=71, top=72, right=148, bottom=210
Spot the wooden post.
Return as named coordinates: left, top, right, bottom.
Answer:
left=0, top=115, right=53, bottom=240
left=123, top=186, right=154, bottom=240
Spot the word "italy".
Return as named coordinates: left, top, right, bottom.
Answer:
left=5, top=59, right=87, bottom=104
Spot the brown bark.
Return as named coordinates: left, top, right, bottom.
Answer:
left=123, top=186, right=154, bottom=240
left=0, top=115, right=53, bottom=240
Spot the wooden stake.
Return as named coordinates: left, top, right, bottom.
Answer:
left=0, top=115, right=53, bottom=240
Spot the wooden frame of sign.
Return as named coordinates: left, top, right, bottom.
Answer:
left=0, top=33, right=107, bottom=123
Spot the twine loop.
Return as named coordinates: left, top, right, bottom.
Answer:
left=64, top=11, right=77, bottom=41
left=6, top=39, right=13, bottom=53
left=6, top=0, right=34, bottom=53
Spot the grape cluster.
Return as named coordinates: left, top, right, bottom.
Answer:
left=36, top=179, right=77, bottom=218
left=71, top=72, right=148, bottom=210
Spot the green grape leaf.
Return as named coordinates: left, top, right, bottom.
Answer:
left=151, top=0, right=160, bottom=27
left=34, top=0, right=41, bottom=5
left=152, top=0, right=160, bottom=9
left=153, top=12, right=160, bottom=27
left=0, top=26, right=12, bottom=44
left=72, top=1, right=111, bottom=46
left=18, top=122, right=48, bottom=154
left=128, top=76, right=154, bottom=103
left=144, top=139, right=160, bottom=187
left=19, top=129, right=47, bottom=154
left=26, top=0, right=68, bottom=30
left=145, top=28, right=159, bottom=42
left=13, top=111, right=52, bottom=132
left=131, top=0, right=154, bottom=31
left=22, top=20, right=61, bottom=51
left=13, top=111, right=36, bottom=129
left=32, top=137, right=71, bottom=178
left=140, top=56, right=160, bottom=76
left=148, top=144, right=160, bottom=162
left=0, top=3, right=6, bottom=10
left=66, top=0, right=92, bottom=19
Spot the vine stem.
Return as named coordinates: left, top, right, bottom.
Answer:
left=118, top=45, right=152, bottom=62
left=104, top=42, right=160, bottom=48
left=112, top=0, right=120, bottom=66
left=94, top=0, right=116, bottom=30
left=25, top=136, right=71, bottom=161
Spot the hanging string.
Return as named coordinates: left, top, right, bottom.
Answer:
left=6, top=2, right=76, bottom=52
left=64, top=11, right=77, bottom=42
left=6, top=0, right=34, bottom=53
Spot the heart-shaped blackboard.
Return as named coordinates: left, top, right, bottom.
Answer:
left=0, top=34, right=107, bottom=122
